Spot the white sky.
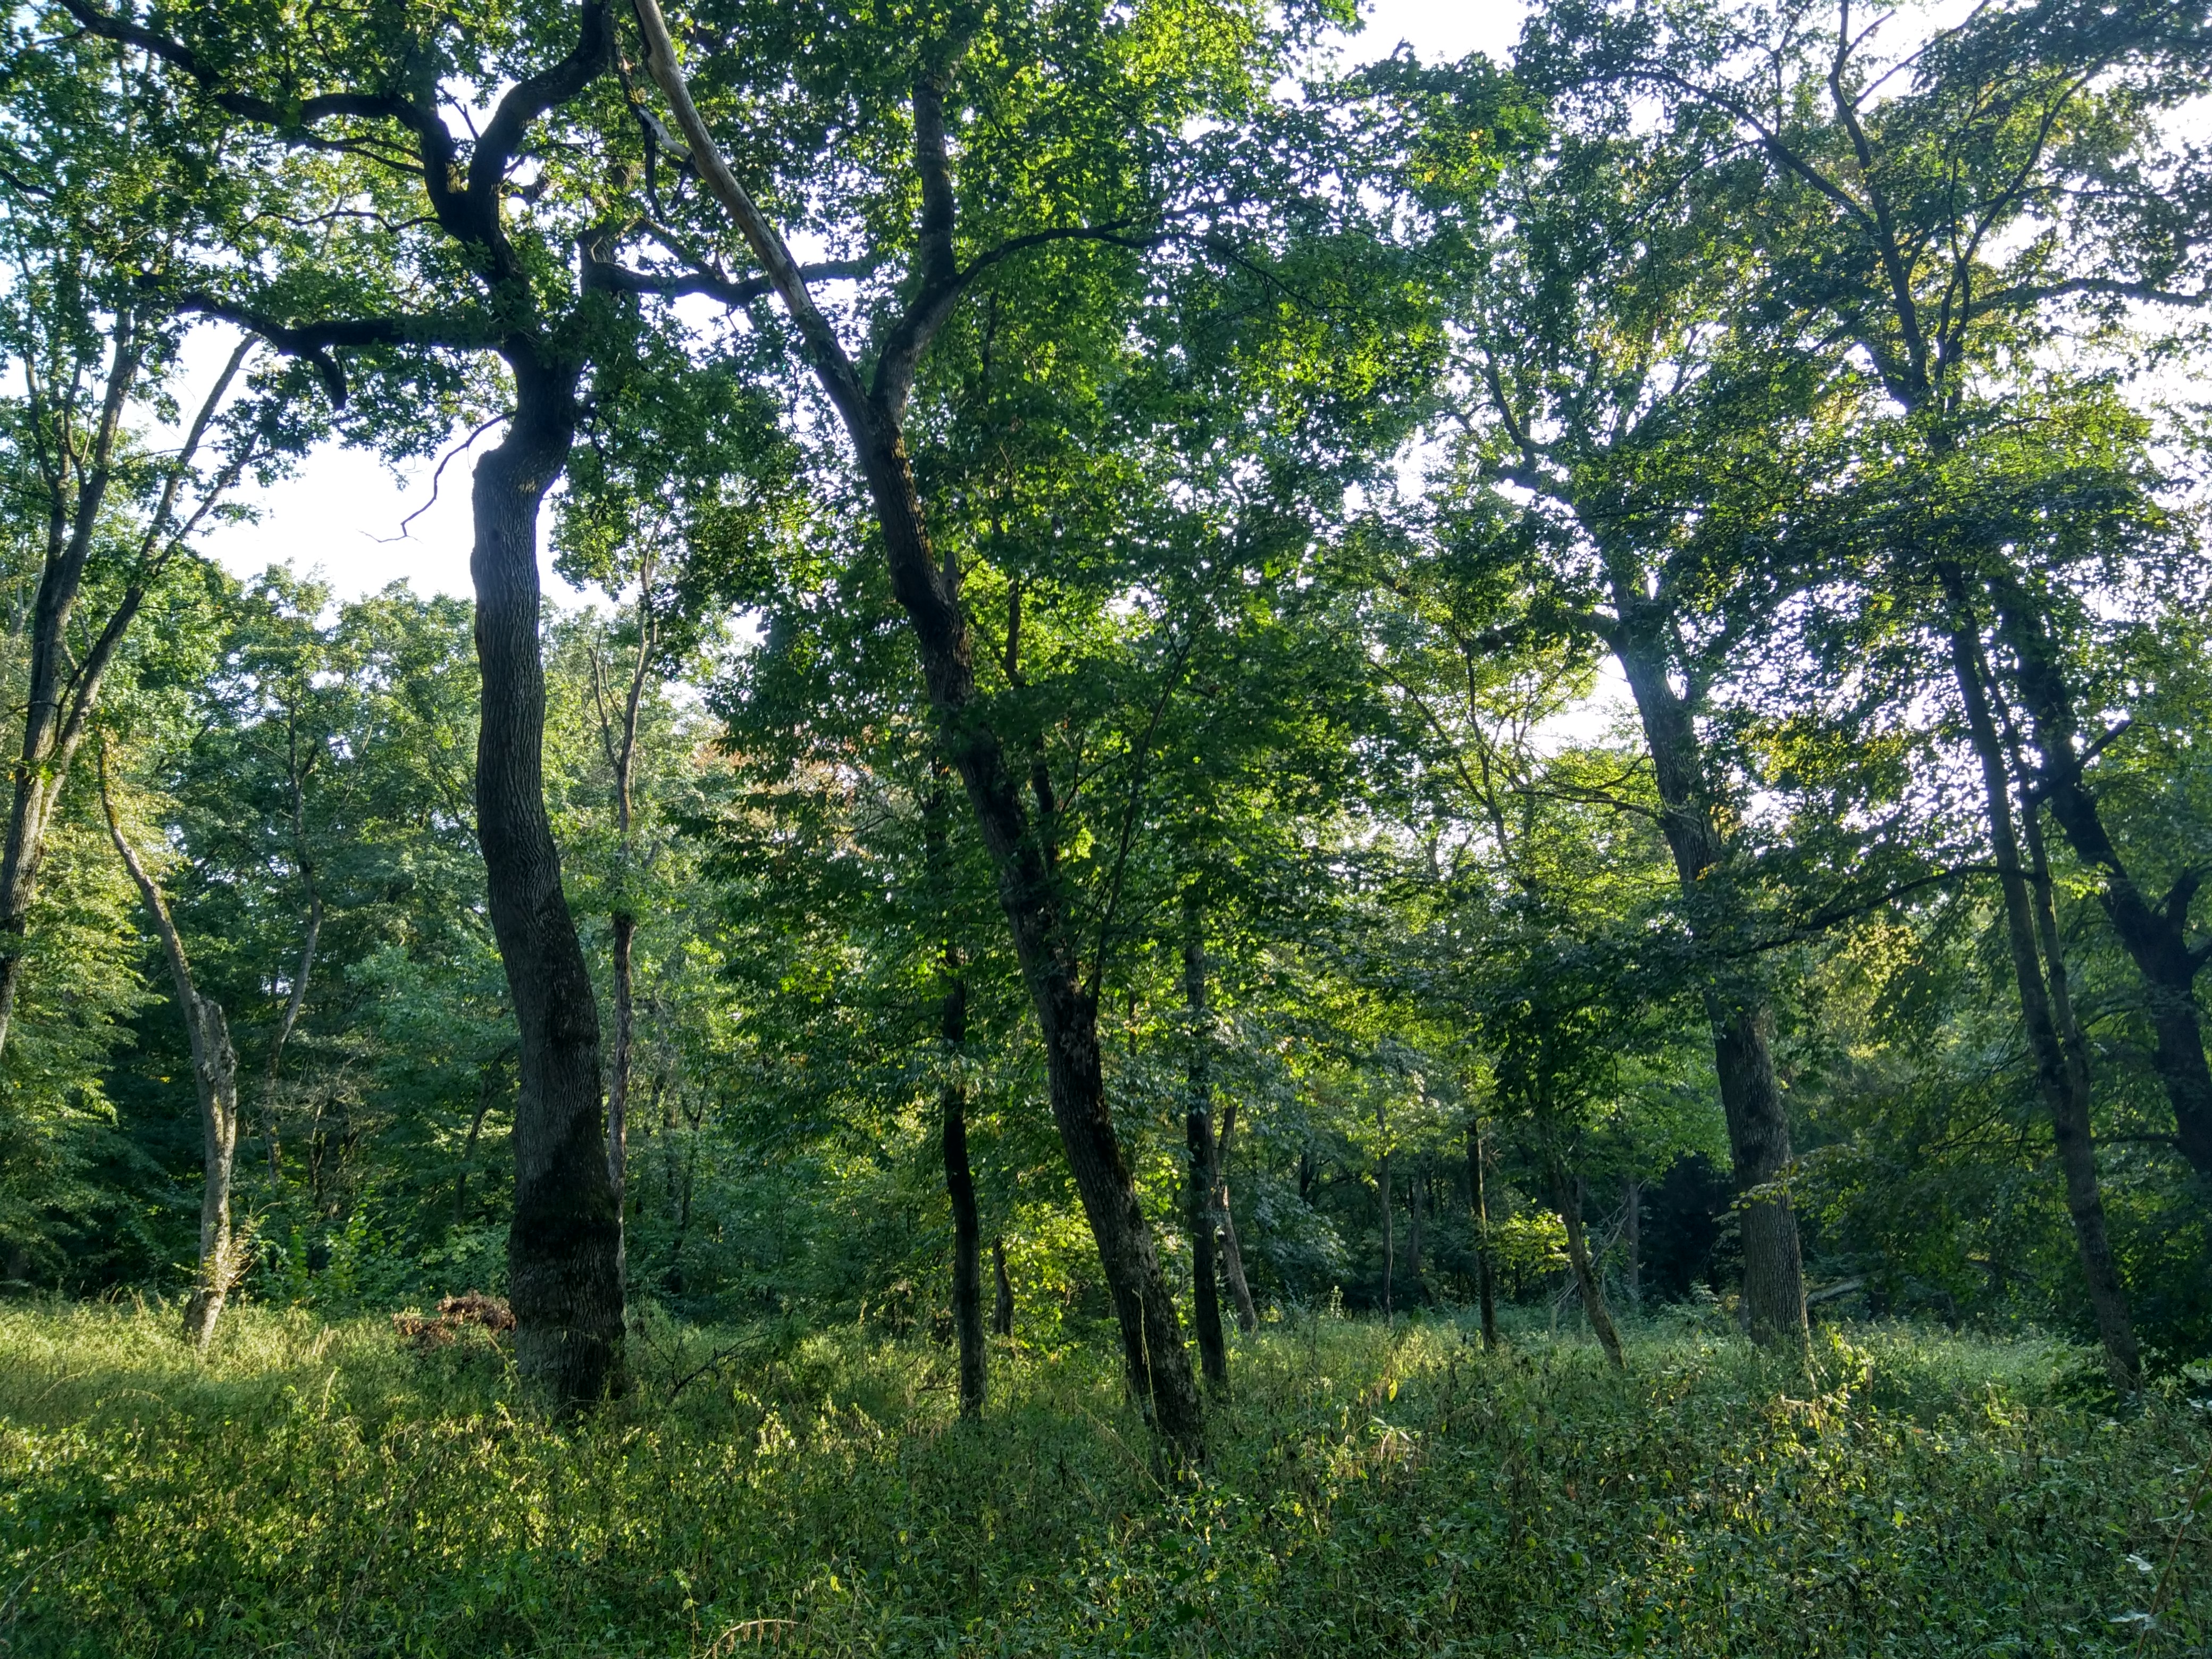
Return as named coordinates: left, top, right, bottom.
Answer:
left=185, top=1, right=1513, bottom=602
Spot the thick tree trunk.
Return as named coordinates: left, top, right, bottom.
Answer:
left=102, top=762, right=239, bottom=1350
left=1947, top=602, right=2139, bottom=1385
left=992, top=1236, right=1014, bottom=1337
left=1991, top=583, right=2212, bottom=1180
left=1468, top=1118, right=1497, bottom=1350
left=1548, top=1158, right=1623, bottom=1369
left=1610, top=606, right=1808, bottom=1351
left=1213, top=1099, right=1260, bottom=1334
left=475, top=355, right=623, bottom=1407
left=1182, top=891, right=1227, bottom=1388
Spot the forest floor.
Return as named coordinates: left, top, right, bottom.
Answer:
left=0, top=1301, right=2202, bottom=1657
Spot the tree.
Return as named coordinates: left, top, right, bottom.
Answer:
left=627, top=0, right=1447, bottom=1450
left=99, top=744, right=239, bottom=1347
left=1536, top=0, right=2212, bottom=1194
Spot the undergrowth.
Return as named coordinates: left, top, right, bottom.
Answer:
left=0, top=1300, right=2203, bottom=1656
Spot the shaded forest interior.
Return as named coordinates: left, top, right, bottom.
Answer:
left=2, top=0, right=2211, bottom=1650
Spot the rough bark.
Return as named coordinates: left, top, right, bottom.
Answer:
left=477, top=355, right=623, bottom=1406
left=1213, top=1099, right=1260, bottom=1334
left=1548, top=1158, right=1624, bottom=1369
left=1609, top=600, right=1808, bottom=1351
left=102, top=760, right=238, bottom=1350
left=635, top=6, right=1200, bottom=1456
left=1183, top=890, right=1227, bottom=1388
left=1990, top=582, right=2212, bottom=1181
left=1947, top=598, right=2139, bottom=1384
left=1468, top=1118, right=1498, bottom=1351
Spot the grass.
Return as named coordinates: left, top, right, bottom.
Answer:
left=0, top=1298, right=2204, bottom=1657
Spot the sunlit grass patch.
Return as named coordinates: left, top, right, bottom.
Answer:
left=0, top=1302, right=2202, bottom=1656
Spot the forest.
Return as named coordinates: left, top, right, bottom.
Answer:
left=0, top=0, right=2209, bottom=1652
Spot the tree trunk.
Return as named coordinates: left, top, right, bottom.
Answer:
left=1609, top=605, right=1808, bottom=1351
left=475, top=355, right=623, bottom=1407
left=1183, top=890, right=1227, bottom=1388
left=1548, top=1157, right=1623, bottom=1369
left=3, top=325, right=250, bottom=1061
left=1990, top=581, right=2212, bottom=1181
left=259, top=886, right=320, bottom=1176
left=992, top=1236, right=1014, bottom=1337
left=1947, top=598, right=2138, bottom=1385
left=597, top=574, right=655, bottom=1256
left=942, top=966, right=987, bottom=1417
left=607, top=910, right=634, bottom=1266
left=1406, top=1157, right=1425, bottom=1298
left=1213, top=1099, right=1260, bottom=1334
left=1468, top=1118, right=1497, bottom=1351
left=1624, top=1176, right=1641, bottom=1308
left=633, top=14, right=1199, bottom=1456
left=102, top=759, right=239, bottom=1350
left=1377, top=1151, right=1395, bottom=1319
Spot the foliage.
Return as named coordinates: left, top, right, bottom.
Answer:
left=0, top=1305, right=2205, bottom=1657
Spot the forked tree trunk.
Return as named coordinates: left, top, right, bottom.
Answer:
left=1609, top=600, right=1807, bottom=1352
left=1468, top=1118, right=1498, bottom=1350
left=1, top=328, right=252, bottom=1061
left=1182, top=890, right=1227, bottom=1388
left=1213, top=1099, right=1260, bottom=1334
left=1547, top=1155, right=1623, bottom=1369
left=1990, top=581, right=2212, bottom=1181
left=475, top=356, right=623, bottom=1406
left=102, top=758, right=239, bottom=1350
left=634, top=7, right=1201, bottom=1457
left=1947, top=597, right=2138, bottom=1385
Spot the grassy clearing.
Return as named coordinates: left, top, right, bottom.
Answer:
left=0, top=1301, right=2203, bottom=1657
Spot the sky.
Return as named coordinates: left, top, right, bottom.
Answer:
left=185, top=0, right=1520, bottom=603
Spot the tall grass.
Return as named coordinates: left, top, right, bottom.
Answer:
left=0, top=1298, right=2202, bottom=1656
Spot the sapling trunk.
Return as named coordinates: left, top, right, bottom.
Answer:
left=102, top=755, right=239, bottom=1350
left=1213, top=1100, right=1260, bottom=1334
left=1468, top=1118, right=1497, bottom=1350
left=1183, top=890, right=1227, bottom=1388
left=942, top=967, right=987, bottom=1417
left=1547, top=1157, right=1623, bottom=1369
